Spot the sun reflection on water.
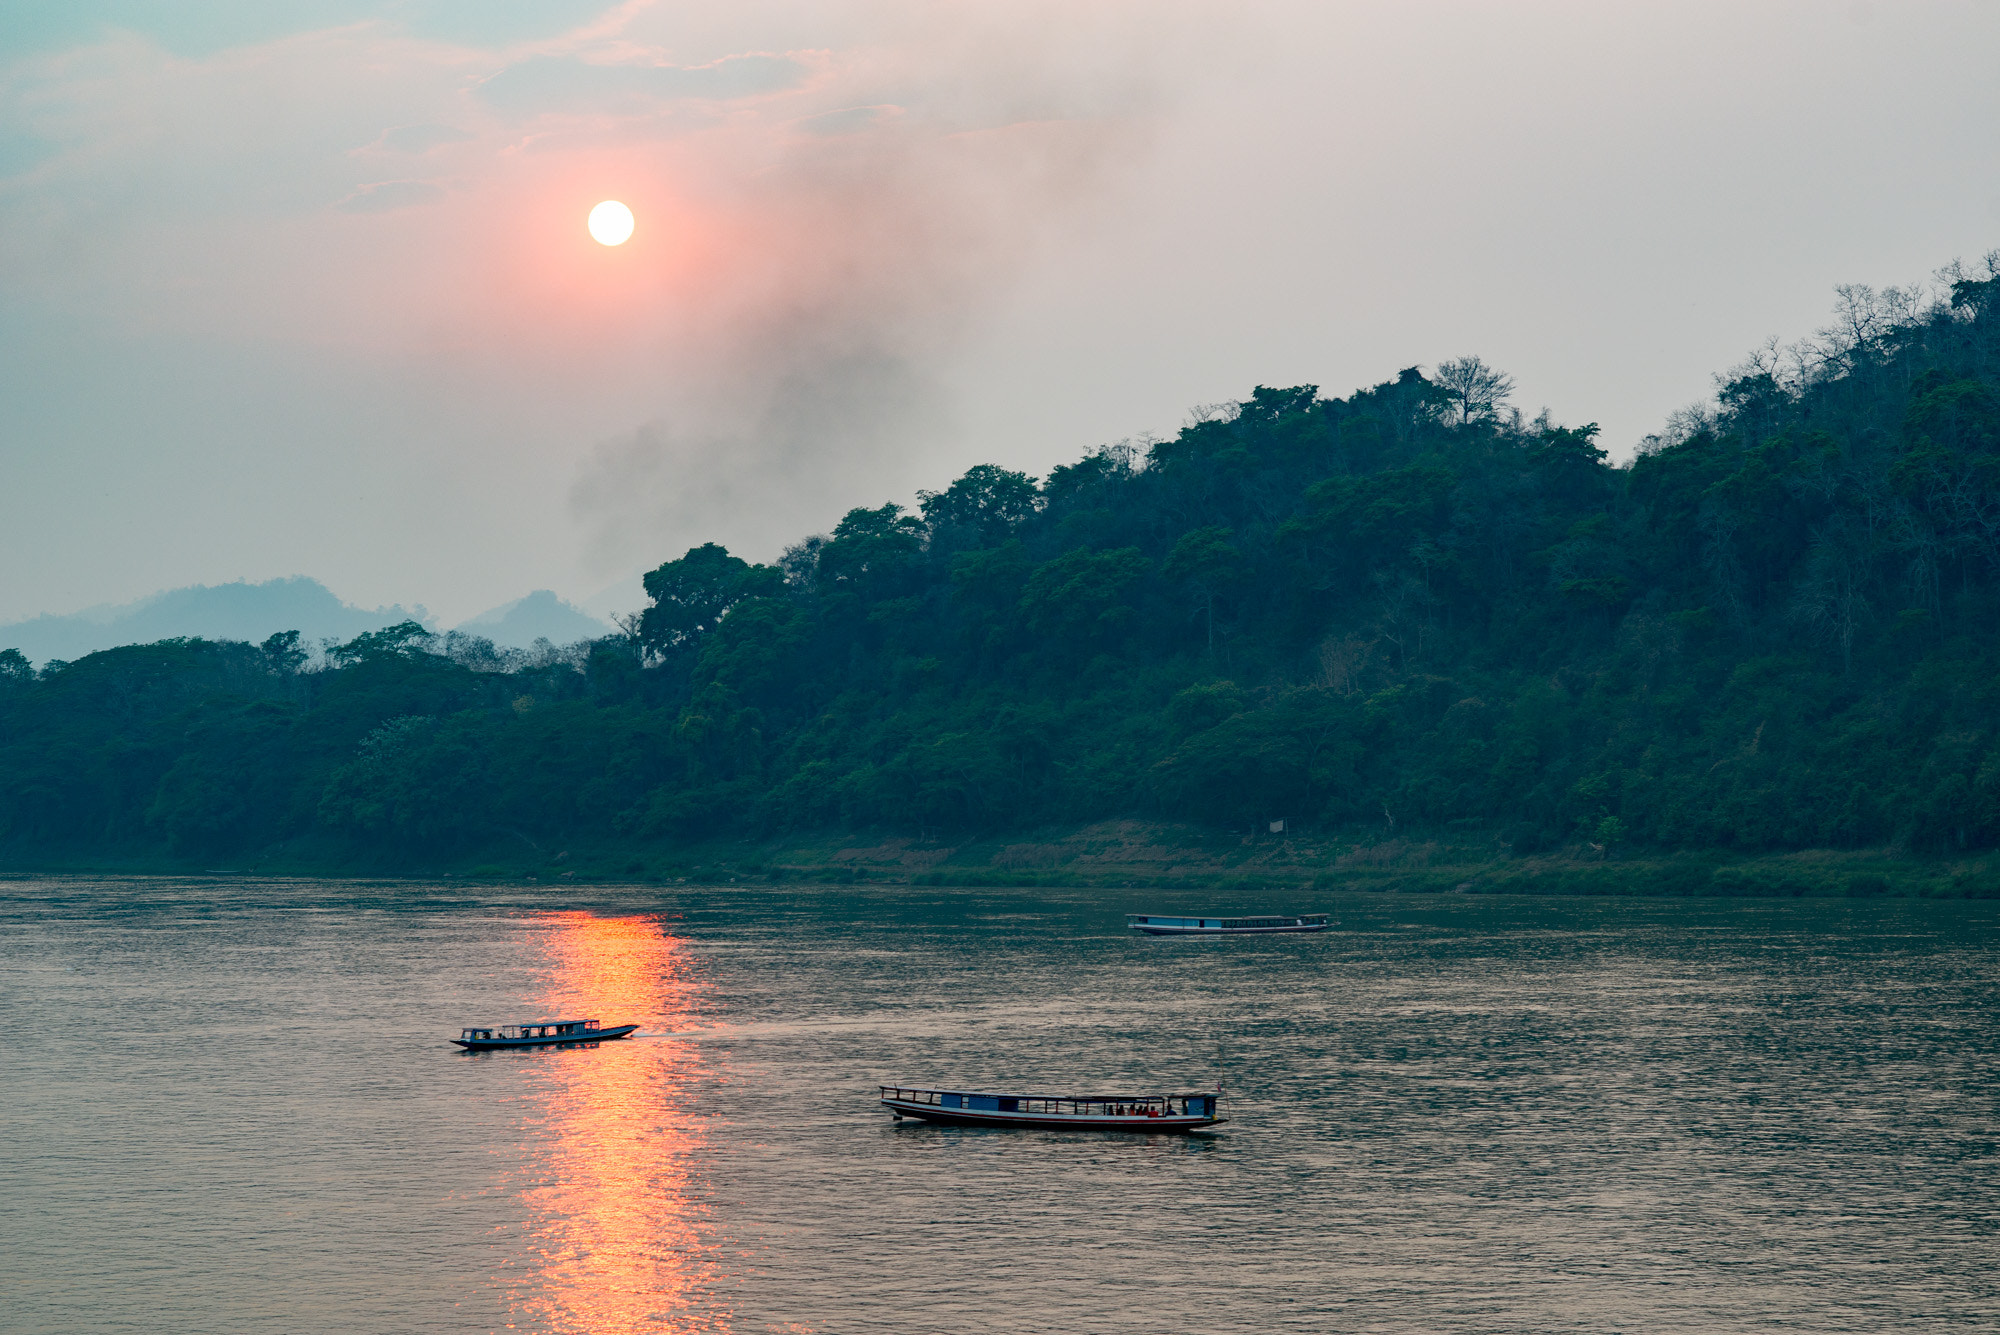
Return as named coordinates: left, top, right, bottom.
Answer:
left=502, top=911, right=727, bottom=1333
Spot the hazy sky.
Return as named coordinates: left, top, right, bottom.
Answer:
left=3, top=1, right=1996, bottom=625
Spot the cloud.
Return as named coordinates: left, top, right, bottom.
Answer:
left=357, top=123, right=476, bottom=155
left=555, top=6, right=1170, bottom=571
left=561, top=101, right=1158, bottom=568
left=794, top=104, right=901, bottom=137
left=476, top=52, right=811, bottom=119
left=572, top=348, right=949, bottom=571
left=335, top=178, right=447, bottom=212
left=0, top=3, right=1179, bottom=617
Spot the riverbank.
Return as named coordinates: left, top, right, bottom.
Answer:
left=7, top=819, right=1999, bottom=899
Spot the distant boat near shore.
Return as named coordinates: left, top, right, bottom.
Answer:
left=1127, top=912, right=1329, bottom=936
left=881, top=1085, right=1225, bottom=1132
left=452, top=1018, right=637, bottom=1050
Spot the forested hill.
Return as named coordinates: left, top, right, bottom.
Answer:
left=4, top=259, right=1999, bottom=874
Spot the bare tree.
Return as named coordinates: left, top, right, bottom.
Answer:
left=1315, top=634, right=1376, bottom=695
left=1432, top=357, right=1515, bottom=427
left=1373, top=570, right=1435, bottom=670
left=1791, top=520, right=1871, bottom=675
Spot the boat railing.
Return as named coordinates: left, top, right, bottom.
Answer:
left=880, top=1087, right=1216, bottom=1116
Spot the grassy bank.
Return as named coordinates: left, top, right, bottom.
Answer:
left=9, top=821, right=2000, bottom=901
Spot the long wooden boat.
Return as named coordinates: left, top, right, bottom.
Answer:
left=453, top=1018, right=638, bottom=1050
left=880, top=1085, right=1225, bottom=1132
left=1127, top=912, right=1329, bottom=935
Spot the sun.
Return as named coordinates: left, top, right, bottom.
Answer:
left=588, top=200, right=634, bottom=246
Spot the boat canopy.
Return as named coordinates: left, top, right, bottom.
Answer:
left=460, top=1018, right=603, bottom=1039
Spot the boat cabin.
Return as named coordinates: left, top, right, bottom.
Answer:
left=459, top=1018, right=600, bottom=1043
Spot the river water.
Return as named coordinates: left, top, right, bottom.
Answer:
left=2, top=878, right=1995, bottom=1333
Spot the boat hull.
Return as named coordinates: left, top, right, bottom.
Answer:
left=1132, top=923, right=1329, bottom=935
left=452, top=1024, right=638, bottom=1050
left=881, top=1097, right=1223, bottom=1133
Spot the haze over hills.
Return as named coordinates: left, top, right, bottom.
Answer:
left=455, top=590, right=615, bottom=648
left=0, top=578, right=423, bottom=667
left=0, top=577, right=613, bottom=666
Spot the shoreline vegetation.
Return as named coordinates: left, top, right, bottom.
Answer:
left=5, top=820, right=1998, bottom=901
left=5, top=257, right=2000, bottom=890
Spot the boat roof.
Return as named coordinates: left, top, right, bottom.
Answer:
left=882, top=1085, right=1218, bottom=1100
left=479, top=1018, right=594, bottom=1027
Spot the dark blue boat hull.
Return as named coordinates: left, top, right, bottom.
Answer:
left=888, top=1103, right=1224, bottom=1132
left=452, top=1024, right=638, bottom=1050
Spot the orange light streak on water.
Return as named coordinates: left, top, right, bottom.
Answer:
left=505, top=912, right=728, bottom=1333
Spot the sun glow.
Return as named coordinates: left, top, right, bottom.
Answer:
left=588, top=200, right=635, bottom=246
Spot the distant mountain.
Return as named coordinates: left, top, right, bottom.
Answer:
left=453, top=590, right=612, bottom=648
left=0, top=577, right=423, bottom=667
left=579, top=571, right=647, bottom=624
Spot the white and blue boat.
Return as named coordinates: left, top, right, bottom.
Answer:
left=880, top=1085, right=1225, bottom=1132
left=1127, top=912, right=1329, bottom=936
left=453, top=1018, right=637, bottom=1050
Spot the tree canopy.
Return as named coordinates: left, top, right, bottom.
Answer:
left=5, top=254, right=2000, bottom=867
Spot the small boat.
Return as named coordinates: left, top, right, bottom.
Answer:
left=452, top=1018, right=638, bottom=1050
left=880, top=1085, right=1226, bottom=1132
left=1127, top=912, right=1329, bottom=935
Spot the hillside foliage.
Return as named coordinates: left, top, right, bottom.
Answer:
left=4, top=257, right=2000, bottom=866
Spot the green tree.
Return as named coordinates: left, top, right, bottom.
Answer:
left=817, top=504, right=926, bottom=598
left=638, top=544, right=782, bottom=656
left=1018, top=547, right=1149, bottom=647
left=918, top=464, right=1040, bottom=542
left=261, top=629, right=307, bottom=675
left=1161, top=526, right=1243, bottom=654
left=329, top=621, right=433, bottom=665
